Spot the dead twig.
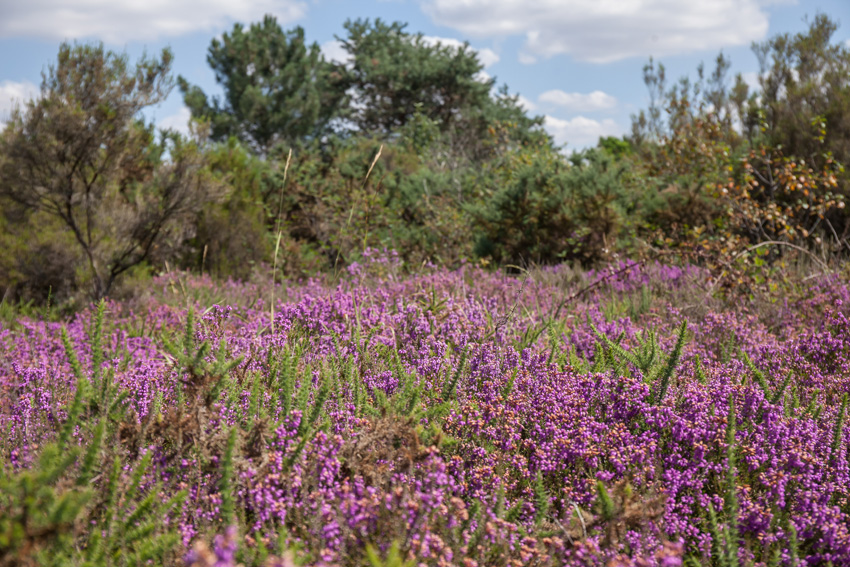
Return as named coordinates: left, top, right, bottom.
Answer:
left=550, top=261, right=645, bottom=322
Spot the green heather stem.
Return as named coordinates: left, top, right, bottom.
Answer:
left=219, top=426, right=238, bottom=524
left=830, top=393, right=848, bottom=463
left=91, top=299, right=106, bottom=396
left=723, top=395, right=740, bottom=567
left=654, top=320, right=687, bottom=405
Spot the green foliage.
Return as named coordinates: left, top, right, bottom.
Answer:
left=345, top=343, right=456, bottom=450
left=260, top=340, right=333, bottom=468
left=695, top=355, right=707, bottom=384
left=701, top=396, right=742, bottom=567
left=595, top=481, right=616, bottom=522
left=704, top=502, right=727, bottom=567
left=770, top=373, right=794, bottom=406
left=0, top=442, right=93, bottom=565
left=336, top=19, right=492, bottom=136
left=180, top=16, right=345, bottom=154
left=786, top=520, right=800, bottom=567
left=1, top=13, right=848, bottom=327
left=625, top=14, right=850, bottom=282
left=90, top=456, right=186, bottom=566
left=0, top=42, right=219, bottom=300
left=273, top=344, right=301, bottom=418
left=60, top=327, right=86, bottom=387
left=219, top=427, right=239, bottom=524
left=630, top=58, right=734, bottom=241
left=365, top=541, right=415, bottom=567
left=0, top=208, right=83, bottom=306
left=189, top=138, right=273, bottom=279
left=161, top=308, right=243, bottom=409
left=470, top=146, right=642, bottom=266
left=598, top=136, right=632, bottom=159
left=653, top=321, right=688, bottom=405
left=302, top=375, right=330, bottom=437
left=722, top=397, right=740, bottom=567
left=258, top=137, right=473, bottom=270
left=533, top=471, right=550, bottom=527
left=590, top=319, right=688, bottom=405
left=740, top=352, right=799, bottom=422
left=750, top=14, right=850, bottom=182
left=441, top=346, right=468, bottom=401
left=90, top=300, right=106, bottom=392
left=594, top=325, right=659, bottom=376
left=831, top=393, right=848, bottom=463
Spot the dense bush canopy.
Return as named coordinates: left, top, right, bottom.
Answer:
left=2, top=15, right=848, bottom=306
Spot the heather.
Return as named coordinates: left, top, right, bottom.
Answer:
left=1, top=258, right=849, bottom=566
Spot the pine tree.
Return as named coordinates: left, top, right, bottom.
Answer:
left=178, top=15, right=347, bottom=154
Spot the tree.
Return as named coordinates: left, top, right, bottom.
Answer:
left=750, top=13, right=850, bottom=176
left=337, top=19, right=496, bottom=135
left=598, top=136, right=632, bottom=159
left=630, top=53, right=741, bottom=149
left=179, top=16, right=346, bottom=154
left=0, top=42, right=218, bottom=300
left=637, top=15, right=850, bottom=195
left=181, top=16, right=546, bottom=158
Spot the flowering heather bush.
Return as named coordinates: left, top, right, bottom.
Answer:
left=1, top=257, right=849, bottom=566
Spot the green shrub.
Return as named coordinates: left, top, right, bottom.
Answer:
left=469, top=146, right=642, bottom=266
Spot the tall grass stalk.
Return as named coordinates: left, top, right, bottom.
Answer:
left=271, top=148, right=293, bottom=334
left=332, top=144, right=383, bottom=278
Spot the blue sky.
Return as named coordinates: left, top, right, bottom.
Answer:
left=1, top=0, right=848, bottom=149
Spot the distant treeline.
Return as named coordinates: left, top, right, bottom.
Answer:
left=1, top=14, right=848, bottom=305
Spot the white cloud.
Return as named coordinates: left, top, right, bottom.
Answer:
left=476, top=48, right=500, bottom=68
left=740, top=71, right=760, bottom=92
left=518, top=52, right=537, bottom=65
left=539, top=89, right=617, bottom=111
left=0, top=80, right=38, bottom=125
left=158, top=106, right=192, bottom=136
left=543, top=115, right=621, bottom=149
left=321, top=40, right=351, bottom=65
left=422, top=0, right=769, bottom=63
left=0, top=0, right=306, bottom=43
left=420, top=35, right=500, bottom=67
left=474, top=70, right=492, bottom=83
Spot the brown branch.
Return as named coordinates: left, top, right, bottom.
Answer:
left=550, top=260, right=645, bottom=322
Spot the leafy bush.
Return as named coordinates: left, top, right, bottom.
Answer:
left=0, top=43, right=222, bottom=300
left=187, top=138, right=273, bottom=280
left=470, top=146, right=643, bottom=266
left=0, top=207, right=82, bottom=305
